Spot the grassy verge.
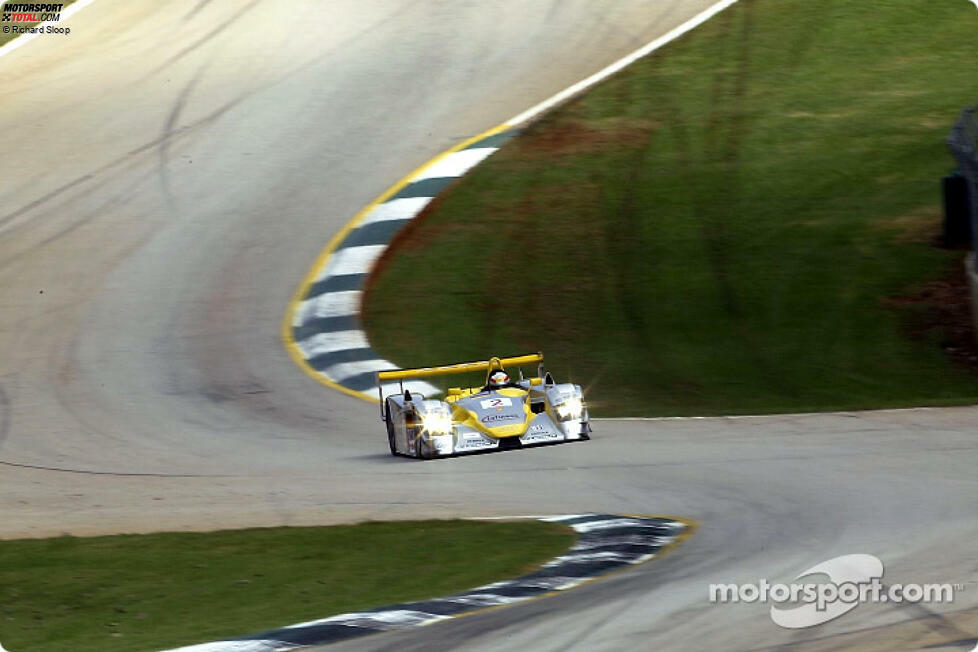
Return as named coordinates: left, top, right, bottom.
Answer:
left=0, top=520, right=574, bottom=652
left=363, top=0, right=978, bottom=416
left=0, top=1, right=78, bottom=48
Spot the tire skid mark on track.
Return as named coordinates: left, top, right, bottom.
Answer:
left=0, top=459, right=228, bottom=477
left=165, top=514, right=695, bottom=652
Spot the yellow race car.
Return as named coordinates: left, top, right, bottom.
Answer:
left=377, top=353, right=590, bottom=459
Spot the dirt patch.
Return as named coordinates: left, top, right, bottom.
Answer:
left=871, top=210, right=942, bottom=245
left=516, top=118, right=655, bottom=159
left=887, top=260, right=978, bottom=372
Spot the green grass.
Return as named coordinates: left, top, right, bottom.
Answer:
left=363, top=0, right=978, bottom=416
left=0, top=520, right=574, bottom=652
left=0, top=1, right=77, bottom=48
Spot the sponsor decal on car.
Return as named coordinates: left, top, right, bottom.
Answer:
left=523, top=423, right=561, bottom=441
left=480, top=414, right=520, bottom=424
left=456, top=435, right=494, bottom=449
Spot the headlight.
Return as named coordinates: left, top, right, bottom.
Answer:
left=555, top=397, right=583, bottom=420
left=421, top=412, right=452, bottom=435
left=431, top=435, right=454, bottom=452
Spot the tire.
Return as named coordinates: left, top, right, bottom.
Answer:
left=386, top=416, right=397, bottom=455
left=415, top=433, right=430, bottom=460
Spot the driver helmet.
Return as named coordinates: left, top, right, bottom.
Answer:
left=488, top=371, right=510, bottom=388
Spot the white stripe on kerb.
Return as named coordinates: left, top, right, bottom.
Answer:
left=540, top=514, right=595, bottom=523
left=438, top=594, right=526, bottom=607
left=471, top=579, right=519, bottom=591
left=571, top=518, right=645, bottom=533
left=296, top=330, right=371, bottom=358
left=323, top=358, right=395, bottom=382
left=359, top=197, right=434, bottom=225
left=543, top=551, right=638, bottom=567
left=509, top=576, right=588, bottom=591
left=285, top=609, right=449, bottom=630
left=410, top=148, right=498, bottom=182
left=316, top=245, right=386, bottom=280
left=294, top=290, right=361, bottom=325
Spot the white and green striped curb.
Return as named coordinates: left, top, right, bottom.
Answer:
left=166, top=514, right=689, bottom=651
left=289, top=129, right=518, bottom=400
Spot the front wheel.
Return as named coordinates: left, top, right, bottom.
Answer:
left=415, top=433, right=431, bottom=460
left=386, top=412, right=397, bottom=456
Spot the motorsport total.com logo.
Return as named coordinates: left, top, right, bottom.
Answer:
left=1, top=2, right=69, bottom=35
left=710, top=554, right=965, bottom=629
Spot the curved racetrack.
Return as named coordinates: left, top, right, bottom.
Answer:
left=1, top=1, right=976, bottom=650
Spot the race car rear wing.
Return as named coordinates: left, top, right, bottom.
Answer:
left=376, top=353, right=544, bottom=413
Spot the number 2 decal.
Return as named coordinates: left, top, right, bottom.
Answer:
left=480, top=397, right=513, bottom=409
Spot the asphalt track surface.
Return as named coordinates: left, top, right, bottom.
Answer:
left=1, top=1, right=976, bottom=650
